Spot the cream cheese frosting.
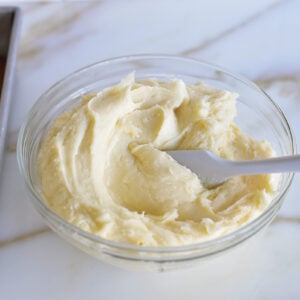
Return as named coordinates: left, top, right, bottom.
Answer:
left=38, top=74, right=278, bottom=246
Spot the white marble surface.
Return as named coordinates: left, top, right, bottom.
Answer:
left=1, top=0, right=300, bottom=299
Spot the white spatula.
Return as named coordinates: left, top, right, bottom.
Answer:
left=167, top=150, right=300, bottom=188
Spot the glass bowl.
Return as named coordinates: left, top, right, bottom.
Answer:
left=17, top=54, right=295, bottom=271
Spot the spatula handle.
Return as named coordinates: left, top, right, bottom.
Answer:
left=230, top=154, right=300, bottom=176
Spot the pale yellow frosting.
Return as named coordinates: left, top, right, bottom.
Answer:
left=38, top=74, right=278, bottom=246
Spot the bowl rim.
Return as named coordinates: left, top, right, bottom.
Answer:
left=17, top=53, right=296, bottom=254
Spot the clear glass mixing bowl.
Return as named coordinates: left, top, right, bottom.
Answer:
left=17, top=55, right=295, bottom=271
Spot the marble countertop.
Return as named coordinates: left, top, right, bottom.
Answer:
left=1, top=1, right=300, bottom=299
